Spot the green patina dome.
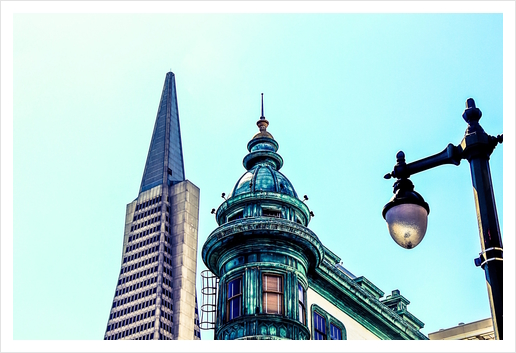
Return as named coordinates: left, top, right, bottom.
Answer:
left=227, top=116, right=298, bottom=199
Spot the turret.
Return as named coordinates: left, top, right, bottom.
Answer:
left=202, top=95, right=323, bottom=339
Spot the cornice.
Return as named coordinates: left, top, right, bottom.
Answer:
left=313, top=259, right=428, bottom=340
left=202, top=217, right=324, bottom=276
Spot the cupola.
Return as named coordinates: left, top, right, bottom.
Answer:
left=214, top=94, right=310, bottom=226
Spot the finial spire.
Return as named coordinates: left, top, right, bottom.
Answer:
left=256, top=93, right=269, bottom=133
left=261, top=93, right=265, bottom=119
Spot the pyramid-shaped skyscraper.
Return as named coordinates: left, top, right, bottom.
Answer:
left=104, top=72, right=201, bottom=340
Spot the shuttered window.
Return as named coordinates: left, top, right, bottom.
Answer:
left=262, top=274, right=283, bottom=314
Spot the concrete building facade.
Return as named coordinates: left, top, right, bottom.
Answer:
left=104, top=72, right=201, bottom=340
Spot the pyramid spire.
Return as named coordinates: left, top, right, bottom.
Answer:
left=139, top=72, right=185, bottom=193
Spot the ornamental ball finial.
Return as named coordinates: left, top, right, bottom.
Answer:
left=462, top=98, right=482, bottom=125
left=466, top=98, right=476, bottom=109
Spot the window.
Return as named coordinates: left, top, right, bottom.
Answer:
left=263, top=274, right=283, bottom=314
left=330, top=323, right=342, bottom=340
left=311, top=305, right=346, bottom=340
left=227, top=277, right=242, bottom=321
left=298, top=283, right=306, bottom=324
left=227, top=211, right=243, bottom=222
left=263, top=209, right=281, bottom=218
left=313, top=312, right=326, bottom=340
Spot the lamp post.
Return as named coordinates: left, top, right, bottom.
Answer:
left=383, top=98, right=503, bottom=340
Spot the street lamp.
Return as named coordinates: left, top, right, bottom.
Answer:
left=382, top=173, right=429, bottom=249
left=383, top=98, right=503, bottom=339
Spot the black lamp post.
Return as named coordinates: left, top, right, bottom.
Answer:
left=383, top=98, right=503, bottom=340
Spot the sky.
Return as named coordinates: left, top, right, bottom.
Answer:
left=2, top=1, right=515, bottom=352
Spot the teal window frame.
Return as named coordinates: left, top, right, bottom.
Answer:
left=313, top=311, right=326, bottom=340
left=226, top=276, right=243, bottom=322
left=298, top=283, right=306, bottom=325
left=262, top=273, right=284, bottom=315
left=310, top=304, right=346, bottom=340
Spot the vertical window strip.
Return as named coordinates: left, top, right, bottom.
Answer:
left=298, top=283, right=306, bottom=324
left=330, top=323, right=342, bottom=340
left=313, top=312, right=326, bottom=340
left=263, top=274, right=283, bottom=315
left=227, top=277, right=242, bottom=321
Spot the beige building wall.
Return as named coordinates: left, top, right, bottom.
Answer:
left=307, top=289, right=381, bottom=340
left=168, top=180, right=200, bottom=340
left=428, top=318, right=494, bottom=340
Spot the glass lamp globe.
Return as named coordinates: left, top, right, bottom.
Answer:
left=385, top=203, right=428, bottom=249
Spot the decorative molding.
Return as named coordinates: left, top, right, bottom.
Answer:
left=312, top=259, right=427, bottom=340
left=203, top=217, right=325, bottom=276
left=216, top=315, right=310, bottom=340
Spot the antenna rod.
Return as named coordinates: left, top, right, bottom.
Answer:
left=261, top=93, right=264, bottom=118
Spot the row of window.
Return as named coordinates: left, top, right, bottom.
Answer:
left=112, top=287, right=157, bottom=311
left=116, top=276, right=157, bottom=297
left=136, top=333, right=154, bottom=340
left=227, top=274, right=288, bottom=321
left=162, top=275, right=173, bottom=288
left=118, top=266, right=158, bottom=286
left=111, top=295, right=157, bottom=317
left=163, top=254, right=174, bottom=268
left=125, top=235, right=160, bottom=254
left=133, top=205, right=161, bottom=221
left=108, top=298, right=156, bottom=331
left=130, top=216, right=161, bottom=232
left=135, top=196, right=162, bottom=211
left=123, top=245, right=160, bottom=264
left=263, top=209, right=282, bottom=218
left=105, top=320, right=156, bottom=340
left=225, top=275, right=344, bottom=340
left=163, top=264, right=175, bottom=278
left=312, top=306, right=345, bottom=340
left=128, top=226, right=161, bottom=244
left=108, top=308, right=156, bottom=331
left=158, top=332, right=172, bottom=340
left=162, top=295, right=173, bottom=311
left=120, top=255, right=158, bottom=276
left=225, top=207, right=303, bottom=224
left=159, top=320, right=173, bottom=335
left=161, top=309, right=173, bottom=324
left=163, top=244, right=174, bottom=256
left=162, top=286, right=173, bottom=300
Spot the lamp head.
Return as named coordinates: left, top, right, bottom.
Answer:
left=383, top=178, right=429, bottom=249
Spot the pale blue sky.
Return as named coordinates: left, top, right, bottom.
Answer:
left=2, top=1, right=515, bottom=351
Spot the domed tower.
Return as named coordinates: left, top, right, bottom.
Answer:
left=202, top=97, right=324, bottom=340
